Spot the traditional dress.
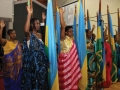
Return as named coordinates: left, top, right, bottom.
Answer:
left=58, top=36, right=81, bottom=90
left=86, top=38, right=96, bottom=89
left=2, top=40, right=22, bottom=90
left=115, top=43, right=120, bottom=81
left=102, top=42, right=112, bottom=88
left=21, top=33, right=49, bottom=90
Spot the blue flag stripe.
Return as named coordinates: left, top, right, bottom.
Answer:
left=46, top=0, right=58, bottom=89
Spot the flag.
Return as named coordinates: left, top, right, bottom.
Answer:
left=99, top=0, right=106, bottom=82
left=77, top=0, right=87, bottom=89
left=56, top=6, right=61, bottom=54
left=45, top=0, right=59, bottom=89
left=87, top=9, right=91, bottom=30
left=101, top=18, right=106, bottom=81
left=107, top=6, right=118, bottom=83
left=95, top=0, right=106, bottom=85
left=95, top=12, right=103, bottom=84
left=73, top=6, right=77, bottom=45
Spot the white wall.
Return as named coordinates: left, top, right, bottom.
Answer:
left=85, top=0, right=120, bottom=34
left=57, top=0, right=120, bottom=35
left=0, top=0, right=14, bottom=20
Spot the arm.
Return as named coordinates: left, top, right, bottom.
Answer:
left=0, top=20, right=7, bottom=46
left=40, top=12, right=46, bottom=42
left=115, top=29, right=118, bottom=39
left=84, top=14, right=87, bottom=25
left=104, top=25, right=108, bottom=35
left=24, top=6, right=33, bottom=40
left=90, top=25, right=95, bottom=35
left=59, top=8, right=66, bottom=40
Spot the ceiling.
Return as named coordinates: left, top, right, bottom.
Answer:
left=37, top=0, right=47, bottom=6
left=37, top=0, right=77, bottom=7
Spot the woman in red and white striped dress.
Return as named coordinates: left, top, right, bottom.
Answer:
left=58, top=8, right=82, bottom=90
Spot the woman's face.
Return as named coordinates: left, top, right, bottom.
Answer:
left=9, top=30, right=16, bottom=39
left=104, top=34, right=108, bottom=40
left=87, top=30, right=91, bottom=38
left=92, top=34, right=96, bottom=40
left=66, top=28, right=73, bottom=37
left=34, top=20, right=40, bottom=31
left=114, top=36, right=118, bottom=42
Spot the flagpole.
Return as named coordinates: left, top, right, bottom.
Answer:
left=107, top=5, right=111, bottom=43
left=84, top=0, right=85, bottom=15
left=30, top=0, right=33, bottom=18
left=96, top=12, right=98, bottom=89
left=117, top=8, right=120, bottom=44
left=90, top=12, right=118, bottom=19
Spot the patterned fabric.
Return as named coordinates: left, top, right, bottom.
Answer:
left=3, top=43, right=22, bottom=90
left=86, top=38, right=96, bottom=89
left=58, top=37, right=81, bottom=90
left=115, top=43, right=120, bottom=81
left=21, top=33, right=49, bottom=90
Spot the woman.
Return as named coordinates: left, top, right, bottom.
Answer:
left=102, top=32, right=112, bottom=88
left=0, top=20, right=22, bottom=90
left=86, top=28, right=96, bottom=89
left=21, top=6, right=49, bottom=90
left=58, top=8, right=81, bottom=90
left=114, top=34, right=120, bottom=81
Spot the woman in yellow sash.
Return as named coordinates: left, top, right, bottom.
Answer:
left=0, top=20, right=22, bottom=90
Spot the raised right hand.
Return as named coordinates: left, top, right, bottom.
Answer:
left=0, top=20, right=5, bottom=29
left=26, top=6, right=33, bottom=14
left=59, top=8, right=64, bottom=14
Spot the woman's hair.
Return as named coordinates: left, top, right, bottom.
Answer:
left=86, top=29, right=89, bottom=34
left=7, top=29, right=14, bottom=35
left=30, top=18, right=38, bottom=31
left=65, top=26, right=73, bottom=32
left=114, top=35, right=116, bottom=39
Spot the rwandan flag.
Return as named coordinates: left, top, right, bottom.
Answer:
left=56, top=6, right=61, bottom=54
left=45, top=0, right=59, bottom=89
left=107, top=5, right=118, bottom=83
left=101, top=19, right=106, bottom=81
left=96, top=12, right=103, bottom=85
left=96, top=0, right=106, bottom=85
left=99, top=0, right=106, bottom=82
left=73, top=5, right=77, bottom=45
left=87, top=9, right=91, bottom=30
left=77, top=0, right=88, bottom=89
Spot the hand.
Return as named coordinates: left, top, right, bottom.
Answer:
left=0, top=20, right=5, bottom=29
left=26, top=6, right=33, bottom=14
left=84, top=14, right=87, bottom=22
left=59, top=8, right=64, bottom=14
left=105, top=25, right=108, bottom=29
left=42, top=12, right=46, bottom=20
left=92, top=25, right=95, bottom=30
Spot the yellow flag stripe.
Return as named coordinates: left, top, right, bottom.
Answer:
left=45, top=26, right=48, bottom=47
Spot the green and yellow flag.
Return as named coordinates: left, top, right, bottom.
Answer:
left=107, top=5, right=118, bottom=83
